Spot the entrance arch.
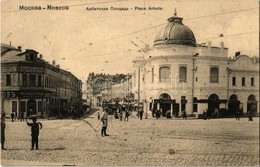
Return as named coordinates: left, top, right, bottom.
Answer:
left=208, top=94, right=219, bottom=115
left=159, top=93, right=171, bottom=116
left=247, top=95, right=257, bottom=114
left=159, top=93, right=171, bottom=99
left=228, top=94, right=240, bottom=116
left=27, top=99, right=36, bottom=115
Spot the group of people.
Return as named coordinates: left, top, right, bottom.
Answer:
left=1, top=110, right=42, bottom=150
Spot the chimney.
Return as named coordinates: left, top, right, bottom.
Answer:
left=39, top=54, right=43, bottom=59
left=208, top=41, right=211, bottom=48
left=17, top=46, right=22, bottom=51
left=220, top=41, right=224, bottom=49
left=52, top=60, right=56, bottom=65
left=235, top=51, right=240, bottom=58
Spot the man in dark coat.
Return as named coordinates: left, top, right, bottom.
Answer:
left=26, top=116, right=42, bottom=150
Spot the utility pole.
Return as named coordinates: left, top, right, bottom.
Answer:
left=192, top=53, right=199, bottom=114
left=137, top=67, right=140, bottom=113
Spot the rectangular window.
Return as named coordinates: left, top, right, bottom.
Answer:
left=38, top=75, right=42, bottom=86
left=251, top=77, right=254, bottom=86
left=179, top=66, right=187, bottom=82
left=6, top=74, right=11, bottom=86
left=242, top=77, right=245, bottom=86
left=232, top=77, right=236, bottom=86
left=30, top=74, right=36, bottom=86
left=159, top=66, right=170, bottom=82
left=210, top=67, right=219, bottom=83
left=22, top=74, right=27, bottom=86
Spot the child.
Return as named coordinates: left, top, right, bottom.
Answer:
left=26, top=116, right=42, bottom=150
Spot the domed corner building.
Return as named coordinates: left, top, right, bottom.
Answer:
left=132, top=10, right=259, bottom=118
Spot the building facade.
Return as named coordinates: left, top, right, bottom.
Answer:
left=132, top=12, right=259, bottom=117
left=1, top=44, right=82, bottom=118
left=86, top=73, right=131, bottom=106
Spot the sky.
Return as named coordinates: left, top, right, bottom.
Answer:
left=1, top=0, right=259, bottom=81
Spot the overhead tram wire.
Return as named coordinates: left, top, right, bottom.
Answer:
left=199, top=31, right=259, bottom=42
left=71, top=6, right=258, bottom=56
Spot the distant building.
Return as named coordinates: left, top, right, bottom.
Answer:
left=1, top=44, right=82, bottom=118
left=132, top=11, right=259, bottom=117
left=86, top=73, right=131, bottom=106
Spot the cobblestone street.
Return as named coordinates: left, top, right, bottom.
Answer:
left=1, top=108, right=259, bottom=166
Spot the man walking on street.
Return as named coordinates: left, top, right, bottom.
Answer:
left=139, top=107, right=144, bottom=120
left=101, top=108, right=109, bottom=136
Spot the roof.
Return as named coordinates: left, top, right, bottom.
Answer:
left=154, top=11, right=196, bottom=47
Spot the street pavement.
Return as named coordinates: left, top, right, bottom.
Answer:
left=1, top=107, right=259, bottom=166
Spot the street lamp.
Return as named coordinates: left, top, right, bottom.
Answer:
left=192, top=53, right=199, bottom=114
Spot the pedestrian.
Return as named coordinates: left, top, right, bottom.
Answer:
left=1, top=117, right=6, bottom=150
left=28, top=109, right=34, bottom=117
left=1, top=111, right=6, bottom=121
left=166, top=110, right=171, bottom=119
left=151, top=108, right=154, bottom=117
left=97, top=111, right=100, bottom=120
left=182, top=110, right=187, bottom=119
left=124, top=110, right=129, bottom=121
left=101, top=108, right=109, bottom=136
left=203, top=110, right=207, bottom=120
left=248, top=110, right=253, bottom=121
left=139, top=107, right=144, bottom=120
left=10, top=112, right=15, bottom=122
left=26, top=116, right=42, bottom=150
left=206, top=109, right=210, bottom=120
left=20, top=112, right=25, bottom=122
left=235, top=109, right=241, bottom=121
left=119, top=110, right=123, bottom=121
left=156, top=109, right=161, bottom=119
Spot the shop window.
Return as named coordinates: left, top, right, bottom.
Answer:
left=6, top=74, right=11, bottom=86
left=12, top=101, right=17, bottom=113
left=20, top=101, right=26, bottom=113
left=38, top=101, right=43, bottom=112
left=210, top=67, right=219, bottom=83
left=159, top=66, right=170, bottom=82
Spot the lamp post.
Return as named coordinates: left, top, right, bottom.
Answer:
left=226, top=67, right=232, bottom=105
left=192, top=53, right=199, bottom=114
left=126, top=75, right=130, bottom=112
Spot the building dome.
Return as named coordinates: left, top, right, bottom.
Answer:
left=154, top=10, right=196, bottom=46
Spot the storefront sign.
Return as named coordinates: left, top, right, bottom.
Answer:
left=2, top=91, right=19, bottom=98
left=20, top=67, right=44, bottom=73
left=20, top=92, right=44, bottom=98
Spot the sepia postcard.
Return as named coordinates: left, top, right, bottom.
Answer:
left=1, top=0, right=259, bottom=166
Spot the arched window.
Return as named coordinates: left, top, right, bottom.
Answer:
left=210, top=67, right=219, bottom=83
left=179, top=66, right=187, bottom=82
left=159, top=66, right=170, bottom=82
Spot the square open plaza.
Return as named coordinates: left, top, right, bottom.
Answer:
left=1, top=109, right=259, bottom=166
